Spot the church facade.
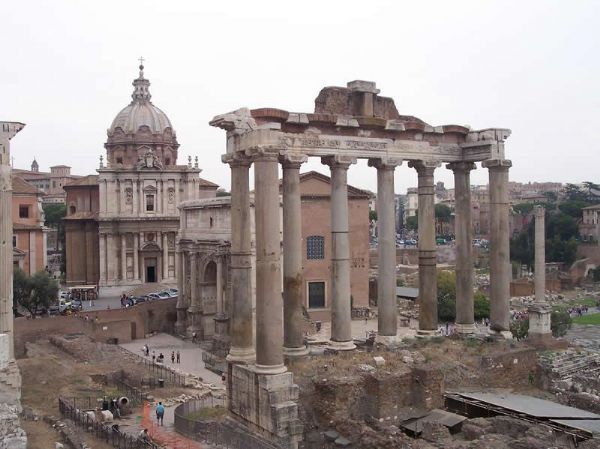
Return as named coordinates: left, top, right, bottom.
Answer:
left=64, top=64, right=217, bottom=293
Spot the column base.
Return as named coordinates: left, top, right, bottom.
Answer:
left=455, top=323, right=477, bottom=335
left=416, top=329, right=441, bottom=339
left=226, top=347, right=256, bottom=364
left=326, top=340, right=356, bottom=351
left=229, top=364, right=302, bottom=449
left=254, top=363, right=288, bottom=375
left=283, top=346, right=310, bottom=358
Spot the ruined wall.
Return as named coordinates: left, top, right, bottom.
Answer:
left=479, top=348, right=538, bottom=388
left=313, top=364, right=445, bottom=424
left=14, top=298, right=176, bottom=357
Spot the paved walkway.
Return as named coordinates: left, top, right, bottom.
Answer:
left=566, top=324, right=600, bottom=352
left=120, top=333, right=223, bottom=385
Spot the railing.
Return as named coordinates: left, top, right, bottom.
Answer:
left=129, top=352, right=186, bottom=386
left=173, top=396, right=279, bottom=449
left=112, top=374, right=146, bottom=406
left=58, top=396, right=161, bottom=449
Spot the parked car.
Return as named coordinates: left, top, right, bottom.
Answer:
left=147, top=293, right=161, bottom=300
left=405, top=239, right=417, bottom=245
left=58, top=298, right=72, bottom=313
left=157, top=291, right=171, bottom=299
left=131, top=296, right=146, bottom=304
left=59, top=291, right=69, bottom=300
left=167, top=288, right=178, bottom=296
left=71, top=299, right=83, bottom=310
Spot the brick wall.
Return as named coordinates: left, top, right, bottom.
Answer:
left=14, top=298, right=177, bottom=357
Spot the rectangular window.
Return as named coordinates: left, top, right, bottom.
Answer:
left=306, top=235, right=325, bottom=260
left=308, top=281, right=326, bottom=309
left=146, top=195, right=154, bottom=211
left=19, top=205, right=29, bottom=218
left=12, top=235, right=16, bottom=247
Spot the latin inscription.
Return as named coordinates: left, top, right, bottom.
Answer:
left=279, top=136, right=387, bottom=151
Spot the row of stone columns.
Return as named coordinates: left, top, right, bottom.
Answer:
left=224, top=151, right=514, bottom=371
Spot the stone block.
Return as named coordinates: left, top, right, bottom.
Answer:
left=373, top=356, right=385, bottom=366
left=0, top=334, right=9, bottom=370
left=324, top=430, right=339, bottom=441
left=334, top=436, right=352, bottom=447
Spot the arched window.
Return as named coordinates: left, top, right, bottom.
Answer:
left=306, top=235, right=325, bottom=260
left=209, top=217, right=214, bottom=228
left=69, top=205, right=76, bottom=214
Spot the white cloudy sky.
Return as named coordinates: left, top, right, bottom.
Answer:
left=1, top=0, right=598, bottom=193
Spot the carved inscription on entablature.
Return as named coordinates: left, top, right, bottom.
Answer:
left=279, top=136, right=388, bottom=152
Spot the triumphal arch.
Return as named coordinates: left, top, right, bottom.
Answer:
left=210, top=80, right=512, bottom=448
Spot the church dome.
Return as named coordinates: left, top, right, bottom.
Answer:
left=108, top=64, right=175, bottom=136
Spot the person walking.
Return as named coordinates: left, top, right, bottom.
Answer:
left=171, top=351, right=175, bottom=364
left=151, top=351, right=156, bottom=363
left=176, top=350, right=180, bottom=364
left=155, top=402, right=165, bottom=426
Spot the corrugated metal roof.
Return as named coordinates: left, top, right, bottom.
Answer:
left=396, top=287, right=419, bottom=298
left=455, top=392, right=600, bottom=419
left=401, top=409, right=466, bottom=434
left=551, top=419, right=600, bottom=438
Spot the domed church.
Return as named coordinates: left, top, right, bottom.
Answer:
left=64, top=63, right=218, bottom=293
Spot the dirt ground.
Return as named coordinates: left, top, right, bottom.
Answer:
left=18, top=339, right=117, bottom=449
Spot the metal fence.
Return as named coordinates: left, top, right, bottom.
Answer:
left=112, top=374, right=146, bottom=405
left=58, top=397, right=161, bottom=449
left=173, top=397, right=279, bottom=449
left=130, top=352, right=186, bottom=386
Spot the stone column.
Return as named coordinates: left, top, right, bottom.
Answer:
left=99, top=233, right=107, bottom=285
left=162, top=232, right=169, bottom=281
left=0, top=122, right=25, bottom=359
left=281, top=154, right=309, bottom=357
left=121, top=233, right=127, bottom=281
left=254, top=150, right=286, bottom=373
left=528, top=205, right=551, bottom=341
left=482, top=159, right=512, bottom=334
left=369, top=157, right=402, bottom=339
left=175, top=248, right=187, bottom=335
left=223, top=154, right=255, bottom=363
left=534, top=205, right=546, bottom=303
left=106, top=233, right=116, bottom=283
left=216, top=257, right=223, bottom=315
left=187, top=251, right=200, bottom=335
left=448, top=162, right=476, bottom=334
left=409, top=160, right=440, bottom=335
left=133, top=234, right=139, bottom=280
left=322, top=155, right=357, bottom=350
left=133, top=180, right=139, bottom=216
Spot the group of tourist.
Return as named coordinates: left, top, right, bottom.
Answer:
left=143, top=344, right=181, bottom=365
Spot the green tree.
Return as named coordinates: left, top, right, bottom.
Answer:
left=13, top=268, right=58, bottom=316
left=474, top=291, right=491, bottom=320
left=215, top=189, right=230, bottom=197
left=43, top=203, right=67, bottom=274
left=510, top=319, right=529, bottom=340
left=435, top=204, right=452, bottom=221
left=582, top=181, right=600, bottom=203
left=437, top=271, right=456, bottom=322
left=406, top=215, right=418, bottom=231
left=550, top=310, right=572, bottom=337
left=558, top=200, right=590, bottom=219
left=563, top=183, right=586, bottom=202
left=513, top=203, right=534, bottom=215
left=369, top=210, right=378, bottom=222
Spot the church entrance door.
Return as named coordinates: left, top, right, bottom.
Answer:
left=145, top=257, right=157, bottom=283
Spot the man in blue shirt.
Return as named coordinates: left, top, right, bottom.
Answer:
left=155, top=402, right=165, bottom=426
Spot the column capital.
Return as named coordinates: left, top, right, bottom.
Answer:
left=246, top=147, right=280, bottom=162
left=534, top=205, right=545, bottom=218
left=222, top=152, right=252, bottom=167
left=368, top=156, right=402, bottom=170
left=482, top=159, right=512, bottom=170
left=279, top=152, right=307, bottom=169
left=408, top=160, right=441, bottom=175
left=446, top=161, right=476, bottom=172
left=321, top=154, right=357, bottom=169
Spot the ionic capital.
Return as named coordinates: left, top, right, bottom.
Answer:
left=321, top=154, right=357, bottom=169
left=279, top=152, right=308, bottom=169
left=245, top=146, right=280, bottom=162
left=534, top=205, right=545, bottom=218
left=368, top=156, right=402, bottom=170
left=446, top=161, right=476, bottom=173
left=482, top=159, right=512, bottom=170
left=222, top=152, right=252, bottom=168
left=408, top=160, right=441, bottom=176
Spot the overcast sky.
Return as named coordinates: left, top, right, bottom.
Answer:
left=1, top=0, right=598, bottom=193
